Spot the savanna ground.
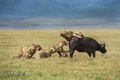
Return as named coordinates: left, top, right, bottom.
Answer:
left=0, top=29, right=120, bottom=80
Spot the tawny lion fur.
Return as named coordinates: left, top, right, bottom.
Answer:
left=60, top=30, right=84, bottom=41
left=13, top=44, right=42, bottom=59
left=33, top=41, right=69, bottom=59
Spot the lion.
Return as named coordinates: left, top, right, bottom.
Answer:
left=32, top=46, right=56, bottom=58
left=52, top=41, right=69, bottom=57
left=32, top=41, right=69, bottom=59
left=60, top=30, right=73, bottom=41
left=60, top=30, right=84, bottom=41
left=13, top=44, right=42, bottom=59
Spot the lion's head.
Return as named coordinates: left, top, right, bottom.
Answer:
left=60, top=30, right=73, bottom=41
left=32, top=44, right=42, bottom=51
left=61, top=41, right=68, bottom=46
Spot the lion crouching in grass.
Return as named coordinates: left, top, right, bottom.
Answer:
left=33, top=47, right=56, bottom=58
left=13, top=44, right=42, bottom=59
left=32, top=41, right=69, bottom=59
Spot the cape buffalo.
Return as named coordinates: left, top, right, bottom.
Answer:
left=68, top=36, right=107, bottom=58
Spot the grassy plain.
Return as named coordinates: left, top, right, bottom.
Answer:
left=0, top=29, right=120, bottom=80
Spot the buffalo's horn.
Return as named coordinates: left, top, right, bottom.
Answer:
left=102, top=42, right=105, bottom=48
left=104, top=42, right=105, bottom=46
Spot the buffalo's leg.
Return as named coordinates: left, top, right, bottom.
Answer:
left=70, top=49, right=75, bottom=58
left=92, top=51, right=96, bottom=58
left=58, top=51, right=62, bottom=58
left=87, top=52, right=91, bottom=57
left=69, top=42, right=71, bottom=52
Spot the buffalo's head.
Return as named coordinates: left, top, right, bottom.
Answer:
left=100, top=43, right=107, bottom=53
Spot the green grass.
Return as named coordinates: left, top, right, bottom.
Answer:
left=0, top=29, right=120, bottom=80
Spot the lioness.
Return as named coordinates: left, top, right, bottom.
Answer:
left=13, top=44, right=42, bottom=59
left=33, top=47, right=56, bottom=58
left=33, top=41, right=69, bottom=58
left=52, top=41, right=68, bottom=57
left=60, top=30, right=84, bottom=41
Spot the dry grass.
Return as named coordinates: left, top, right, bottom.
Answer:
left=0, top=29, right=120, bottom=80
